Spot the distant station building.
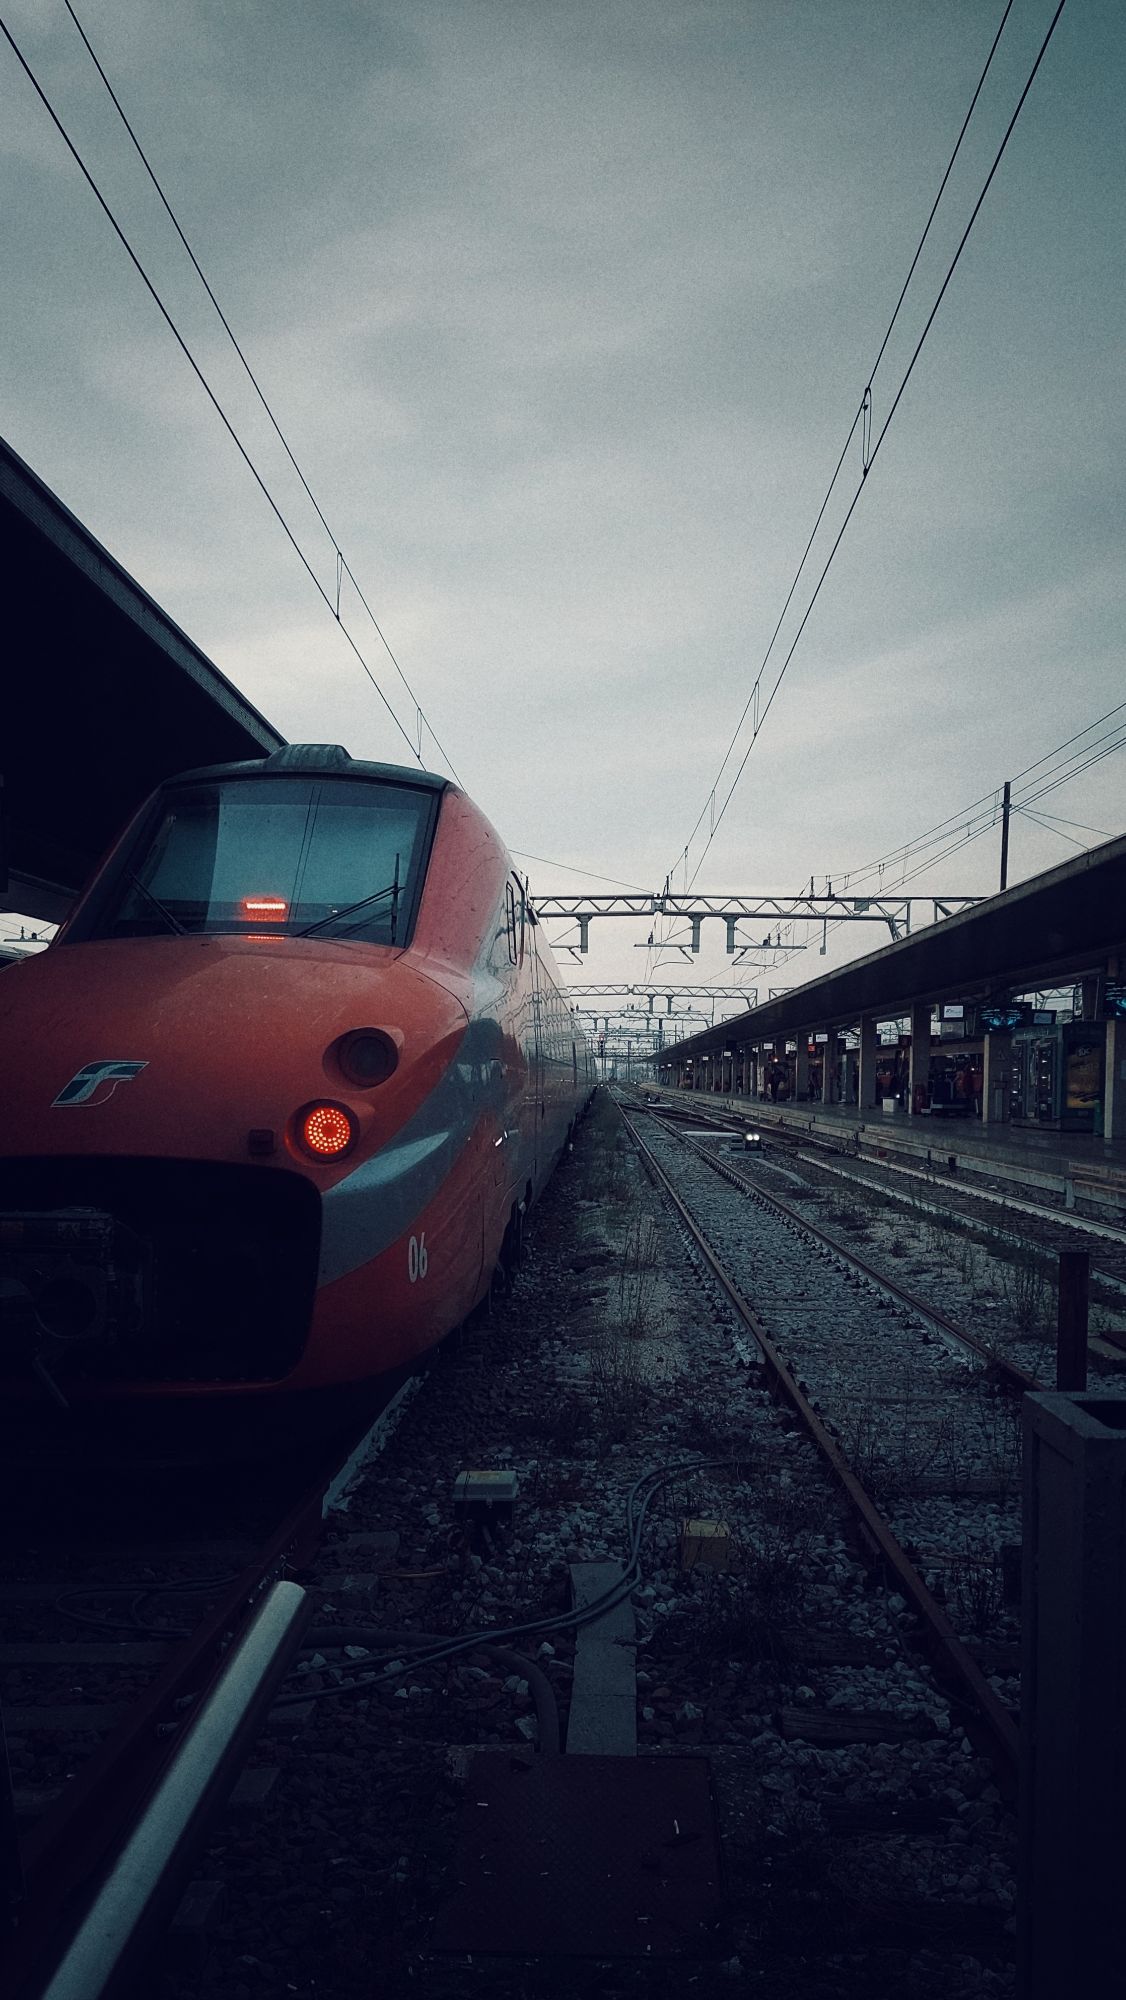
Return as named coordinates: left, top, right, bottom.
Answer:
left=654, top=835, right=1126, bottom=1149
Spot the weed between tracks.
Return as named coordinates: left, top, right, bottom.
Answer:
left=828, top=1202, right=872, bottom=1239
left=575, top=1090, right=637, bottom=1204
left=997, top=1246, right=1055, bottom=1338
left=650, top=1444, right=824, bottom=1681
left=950, top=1541, right=1006, bottom=1636
left=567, top=1100, right=680, bottom=1445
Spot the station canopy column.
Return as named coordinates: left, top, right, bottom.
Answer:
left=981, top=1029, right=1013, bottom=1125
left=1105, top=959, right=1126, bottom=1143
left=794, top=1039, right=810, bottom=1103
left=908, top=1001, right=932, bottom=1116
left=858, top=1015, right=880, bottom=1112
left=821, top=1030, right=840, bottom=1105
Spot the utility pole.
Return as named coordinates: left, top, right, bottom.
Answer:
left=1000, top=779, right=1011, bottom=892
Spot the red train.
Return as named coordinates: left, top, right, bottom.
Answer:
left=0, top=745, right=594, bottom=1407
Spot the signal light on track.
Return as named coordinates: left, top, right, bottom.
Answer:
left=242, top=894, right=289, bottom=921
left=298, top=1102, right=355, bottom=1159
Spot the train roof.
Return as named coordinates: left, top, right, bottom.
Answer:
left=165, top=743, right=451, bottom=792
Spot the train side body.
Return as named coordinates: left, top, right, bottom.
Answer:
left=0, top=748, right=594, bottom=1400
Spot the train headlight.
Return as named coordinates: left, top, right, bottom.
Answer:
left=296, top=1102, right=356, bottom=1159
left=334, top=1029, right=398, bottom=1088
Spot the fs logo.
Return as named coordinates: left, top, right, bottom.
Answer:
left=53, top=1060, right=148, bottom=1108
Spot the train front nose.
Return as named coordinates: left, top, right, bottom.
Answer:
left=0, top=929, right=465, bottom=1396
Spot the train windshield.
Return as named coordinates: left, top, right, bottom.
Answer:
left=79, top=777, right=438, bottom=944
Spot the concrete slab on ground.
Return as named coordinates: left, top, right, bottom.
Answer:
left=431, top=1752, right=723, bottom=1958
left=567, top=1560, right=637, bottom=1755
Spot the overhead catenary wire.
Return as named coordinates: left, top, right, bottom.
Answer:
left=807, top=697, right=1126, bottom=902
left=675, top=0, right=1068, bottom=894
left=716, top=702, right=1126, bottom=990
left=814, top=724, right=1126, bottom=953
left=60, top=0, right=461, bottom=786
left=675, top=0, right=1018, bottom=876
left=1016, top=807, right=1089, bottom=851
left=0, top=10, right=446, bottom=777
left=838, top=731, right=1126, bottom=899
left=510, top=851, right=651, bottom=893
left=1014, top=807, right=1113, bottom=839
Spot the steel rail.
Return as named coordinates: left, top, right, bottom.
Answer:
left=37, top=1582, right=310, bottom=2000
left=5, top=1406, right=389, bottom=2000
left=647, top=1108, right=1038, bottom=1395
left=650, top=1090, right=1126, bottom=1252
left=617, top=1103, right=1022, bottom=1785
left=786, top=1151, right=1126, bottom=1298
left=654, top=1090, right=1126, bottom=1307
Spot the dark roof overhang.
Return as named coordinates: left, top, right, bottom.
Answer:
left=659, top=831, right=1126, bottom=1059
left=2, top=437, right=285, bottom=920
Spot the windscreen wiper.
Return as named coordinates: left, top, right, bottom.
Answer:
left=127, top=871, right=186, bottom=936
left=296, top=863, right=401, bottom=941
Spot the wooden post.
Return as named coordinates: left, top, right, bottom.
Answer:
left=1055, top=1251, right=1089, bottom=1392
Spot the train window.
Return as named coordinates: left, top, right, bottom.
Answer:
left=505, top=880, right=525, bottom=966
left=73, top=777, right=439, bottom=946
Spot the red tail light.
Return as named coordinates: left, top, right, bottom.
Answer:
left=297, top=1102, right=355, bottom=1159
left=242, top=895, right=289, bottom=922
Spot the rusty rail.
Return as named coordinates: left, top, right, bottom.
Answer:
left=650, top=1108, right=1038, bottom=1395
left=618, top=1102, right=1022, bottom=1785
left=3, top=1403, right=393, bottom=1999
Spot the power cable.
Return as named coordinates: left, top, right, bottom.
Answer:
left=676, top=0, right=1017, bottom=871
left=1016, top=806, right=1088, bottom=850
left=751, top=706, right=1125, bottom=983
left=674, top=712, right=1123, bottom=1014
left=510, top=851, right=650, bottom=893
left=61, top=0, right=461, bottom=785
left=677, top=0, right=1067, bottom=891
left=1017, top=807, right=1113, bottom=839
left=808, top=699, right=1126, bottom=904
left=271, top=1455, right=744, bottom=1706
left=0, top=11, right=435, bottom=773
left=1008, top=693, right=1126, bottom=786
left=1018, top=733, right=1126, bottom=813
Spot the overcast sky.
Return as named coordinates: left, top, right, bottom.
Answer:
left=3, top=1, right=1123, bottom=1015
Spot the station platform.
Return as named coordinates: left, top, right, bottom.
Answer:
left=643, top=1084, right=1126, bottom=1221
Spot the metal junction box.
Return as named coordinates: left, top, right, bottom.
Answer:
left=679, top=1519, right=731, bottom=1572
left=452, top=1469, right=518, bottom=1525
left=1019, top=1392, right=1126, bottom=1998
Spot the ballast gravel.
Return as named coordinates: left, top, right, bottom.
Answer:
left=175, top=1093, right=1016, bottom=2000
left=641, top=1119, right=1026, bottom=1663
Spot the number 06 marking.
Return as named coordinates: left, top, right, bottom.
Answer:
left=408, top=1232, right=428, bottom=1282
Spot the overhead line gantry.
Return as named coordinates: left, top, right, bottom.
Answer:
left=534, top=892, right=983, bottom=954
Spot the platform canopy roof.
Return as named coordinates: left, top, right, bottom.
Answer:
left=2, top=437, right=285, bottom=923
left=659, top=831, right=1126, bottom=1060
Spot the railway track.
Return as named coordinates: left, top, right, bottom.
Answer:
left=651, top=1113, right=1040, bottom=1397
left=616, top=1099, right=1023, bottom=1785
left=9, top=1095, right=1018, bottom=1997
left=637, top=1089, right=1126, bottom=1301
left=1, top=1384, right=418, bottom=1999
